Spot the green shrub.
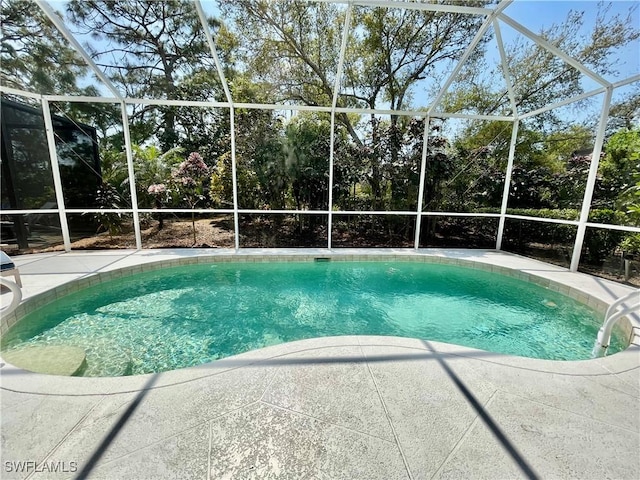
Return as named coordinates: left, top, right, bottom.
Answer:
left=505, top=208, right=579, bottom=221
left=620, top=233, right=640, bottom=258
left=475, top=208, right=627, bottom=265
left=581, top=210, right=626, bottom=265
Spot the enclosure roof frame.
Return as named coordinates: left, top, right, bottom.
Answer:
left=24, top=0, right=631, bottom=118
left=318, top=0, right=494, bottom=16
left=427, top=0, right=514, bottom=116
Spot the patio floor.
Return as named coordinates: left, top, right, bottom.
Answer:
left=1, top=249, right=638, bottom=479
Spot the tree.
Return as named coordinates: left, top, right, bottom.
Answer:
left=442, top=120, right=597, bottom=212
left=444, top=3, right=640, bottom=123
left=600, top=129, right=640, bottom=217
left=67, top=0, right=223, bottom=151
left=0, top=0, right=118, bottom=129
left=219, top=1, right=487, bottom=137
left=608, top=85, right=640, bottom=133
left=171, top=152, right=210, bottom=244
left=132, top=145, right=183, bottom=208
left=217, top=0, right=490, bottom=227
left=208, top=77, right=288, bottom=210
left=284, top=114, right=331, bottom=212
left=345, top=5, right=487, bottom=114
left=1, top=0, right=95, bottom=96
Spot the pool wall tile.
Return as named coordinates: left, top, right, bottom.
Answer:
left=1, top=313, right=14, bottom=331
left=533, top=276, right=544, bottom=286
left=548, top=283, right=561, bottom=292
left=14, top=304, right=26, bottom=318
left=30, top=298, right=43, bottom=311
left=42, top=290, right=56, bottom=304
left=6, top=312, right=18, bottom=327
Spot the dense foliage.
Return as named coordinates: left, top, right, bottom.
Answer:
left=1, top=0, right=638, bottom=266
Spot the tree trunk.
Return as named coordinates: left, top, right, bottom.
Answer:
left=191, top=211, right=196, bottom=245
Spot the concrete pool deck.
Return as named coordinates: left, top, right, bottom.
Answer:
left=0, top=248, right=638, bottom=479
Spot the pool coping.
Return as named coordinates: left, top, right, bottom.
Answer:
left=1, top=248, right=639, bottom=396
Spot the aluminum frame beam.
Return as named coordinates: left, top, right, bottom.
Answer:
left=414, top=116, right=431, bottom=249
left=520, top=73, right=640, bottom=120
left=585, top=223, right=640, bottom=233
left=42, top=95, right=125, bottom=104
left=0, top=86, right=42, bottom=100
left=329, top=0, right=493, bottom=16
left=493, top=20, right=518, bottom=118
left=521, top=87, right=607, bottom=120
left=496, top=119, right=519, bottom=250
left=612, top=74, right=640, bottom=89
left=194, top=0, right=234, bottom=105
left=422, top=212, right=501, bottom=218
left=328, top=5, right=353, bottom=249
left=120, top=102, right=143, bottom=249
left=505, top=214, right=579, bottom=226
left=570, top=87, right=614, bottom=271
left=194, top=0, right=239, bottom=248
left=234, top=103, right=331, bottom=112
left=126, top=98, right=231, bottom=108
left=11, top=206, right=640, bottom=231
left=41, top=99, right=72, bottom=251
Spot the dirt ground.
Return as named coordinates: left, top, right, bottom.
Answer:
left=6, top=215, right=638, bottom=287
left=72, top=217, right=236, bottom=250
left=7, top=216, right=236, bottom=253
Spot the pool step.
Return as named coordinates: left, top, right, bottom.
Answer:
left=2, top=345, right=87, bottom=376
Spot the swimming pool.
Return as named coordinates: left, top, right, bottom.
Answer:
left=1, top=260, right=626, bottom=376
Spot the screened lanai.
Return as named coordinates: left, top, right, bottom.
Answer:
left=1, top=0, right=639, bottom=283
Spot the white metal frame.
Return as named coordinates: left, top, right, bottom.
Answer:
left=120, top=101, right=143, bottom=250
left=40, top=98, right=72, bottom=251
left=327, top=4, right=353, bottom=249
left=570, top=87, right=614, bottom=271
left=496, top=119, right=519, bottom=250
left=0, top=0, right=637, bottom=272
left=414, top=115, right=431, bottom=248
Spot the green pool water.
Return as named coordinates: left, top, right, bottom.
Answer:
left=1, top=261, right=625, bottom=376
